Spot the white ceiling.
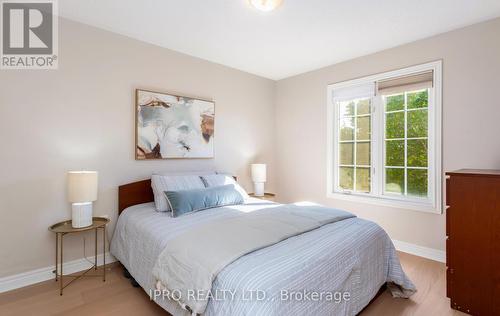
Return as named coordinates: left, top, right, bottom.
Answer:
left=60, top=0, right=500, bottom=80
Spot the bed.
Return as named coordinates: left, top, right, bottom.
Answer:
left=110, top=179, right=415, bottom=316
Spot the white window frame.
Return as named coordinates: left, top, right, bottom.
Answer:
left=326, top=60, right=442, bottom=214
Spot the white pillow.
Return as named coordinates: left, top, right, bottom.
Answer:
left=200, top=174, right=249, bottom=199
left=151, top=174, right=206, bottom=212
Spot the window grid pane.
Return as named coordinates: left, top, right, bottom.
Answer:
left=407, top=90, right=429, bottom=109
left=407, top=169, right=428, bottom=197
left=340, top=118, right=354, bottom=141
left=356, top=142, right=370, bottom=166
left=339, top=167, right=354, bottom=190
left=340, top=143, right=354, bottom=165
left=407, top=109, right=428, bottom=138
left=356, top=167, right=370, bottom=193
left=385, top=168, right=404, bottom=194
left=384, top=89, right=429, bottom=198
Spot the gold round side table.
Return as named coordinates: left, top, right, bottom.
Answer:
left=49, top=217, right=110, bottom=295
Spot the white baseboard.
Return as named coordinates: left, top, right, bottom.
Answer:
left=0, top=240, right=444, bottom=293
left=0, top=253, right=116, bottom=293
left=392, top=239, right=446, bottom=263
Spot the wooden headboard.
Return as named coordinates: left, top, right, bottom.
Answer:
left=118, top=176, right=237, bottom=214
left=118, top=179, right=154, bottom=214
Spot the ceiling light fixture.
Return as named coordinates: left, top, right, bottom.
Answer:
left=249, top=0, right=283, bottom=12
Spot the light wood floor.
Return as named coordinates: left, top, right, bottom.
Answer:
left=361, top=252, right=465, bottom=316
left=0, top=252, right=466, bottom=316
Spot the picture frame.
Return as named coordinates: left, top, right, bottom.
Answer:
left=135, top=89, right=215, bottom=159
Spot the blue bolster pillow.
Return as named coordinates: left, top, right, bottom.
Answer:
left=164, top=184, right=244, bottom=217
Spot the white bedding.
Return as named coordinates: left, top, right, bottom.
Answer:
left=110, top=199, right=415, bottom=316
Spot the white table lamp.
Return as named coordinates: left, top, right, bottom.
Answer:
left=67, top=171, right=98, bottom=228
left=251, top=164, right=267, bottom=197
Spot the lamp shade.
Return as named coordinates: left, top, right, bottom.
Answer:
left=67, top=171, right=98, bottom=203
left=251, top=164, right=267, bottom=182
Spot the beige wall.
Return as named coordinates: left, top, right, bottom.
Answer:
left=275, top=18, right=500, bottom=251
left=0, top=18, right=276, bottom=277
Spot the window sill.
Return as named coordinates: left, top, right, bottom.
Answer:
left=327, top=192, right=441, bottom=214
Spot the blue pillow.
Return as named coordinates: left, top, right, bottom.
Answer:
left=164, top=184, right=244, bottom=217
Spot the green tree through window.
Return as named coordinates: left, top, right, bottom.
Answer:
left=338, top=98, right=371, bottom=193
left=384, top=89, right=428, bottom=197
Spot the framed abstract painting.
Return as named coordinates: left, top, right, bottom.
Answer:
left=135, top=89, right=215, bottom=159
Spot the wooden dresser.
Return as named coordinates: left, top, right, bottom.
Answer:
left=446, top=169, right=500, bottom=316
